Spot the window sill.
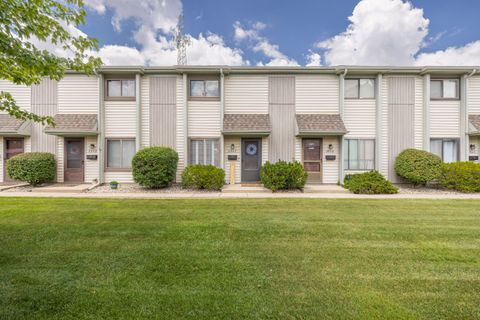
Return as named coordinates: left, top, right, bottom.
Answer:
left=105, top=168, right=132, bottom=172
left=104, top=97, right=136, bottom=102
left=188, top=96, right=221, bottom=102
left=430, top=98, right=460, bottom=101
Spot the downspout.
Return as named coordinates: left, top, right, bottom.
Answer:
left=220, top=68, right=225, bottom=169
left=135, top=73, right=141, bottom=151
left=423, top=74, right=431, bottom=151
left=98, top=73, right=105, bottom=184
left=183, top=73, right=188, bottom=169
left=463, top=69, right=477, bottom=161
left=375, top=73, right=382, bottom=172
left=338, top=68, right=347, bottom=184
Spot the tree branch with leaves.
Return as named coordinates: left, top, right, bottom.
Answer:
left=0, top=0, right=102, bottom=125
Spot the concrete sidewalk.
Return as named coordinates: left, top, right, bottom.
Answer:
left=1, top=191, right=480, bottom=199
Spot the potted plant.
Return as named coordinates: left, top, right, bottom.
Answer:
left=109, top=181, right=119, bottom=190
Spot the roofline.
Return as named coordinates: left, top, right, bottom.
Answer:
left=89, top=65, right=480, bottom=76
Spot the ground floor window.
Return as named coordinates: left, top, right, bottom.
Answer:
left=190, top=138, right=220, bottom=167
left=106, top=138, right=136, bottom=169
left=344, top=139, right=375, bottom=170
left=430, top=139, right=458, bottom=163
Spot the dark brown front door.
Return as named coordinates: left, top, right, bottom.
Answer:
left=303, top=138, right=322, bottom=184
left=64, top=138, right=84, bottom=183
left=4, top=138, right=24, bottom=182
left=242, top=138, right=262, bottom=182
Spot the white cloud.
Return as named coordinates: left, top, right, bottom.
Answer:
left=317, top=0, right=429, bottom=66
left=306, top=51, right=322, bottom=66
left=415, top=41, right=480, bottom=66
left=234, top=21, right=298, bottom=66
left=84, top=0, right=247, bottom=65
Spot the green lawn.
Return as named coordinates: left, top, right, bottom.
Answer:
left=0, top=198, right=479, bottom=319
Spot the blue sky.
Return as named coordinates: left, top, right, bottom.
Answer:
left=78, top=0, right=480, bottom=66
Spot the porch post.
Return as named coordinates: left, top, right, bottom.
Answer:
left=98, top=73, right=105, bottom=184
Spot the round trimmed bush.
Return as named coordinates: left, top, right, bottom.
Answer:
left=439, top=161, right=480, bottom=193
left=395, top=149, right=442, bottom=186
left=6, top=152, right=56, bottom=186
left=181, top=165, right=225, bottom=190
left=344, top=171, right=398, bottom=194
left=260, top=161, right=308, bottom=191
left=132, top=147, right=178, bottom=189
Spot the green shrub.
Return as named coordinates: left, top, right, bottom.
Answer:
left=438, top=161, right=480, bottom=193
left=395, top=149, right=442, bottom=185
left=6, top=152, right=56, bottom=186
left=181, top=165, right=225, bottom=190
left=260, top=161, right=308, bottom=191
left=344, top=171, right=398, bottom=194
left=132, top=147, right=178, bottom=189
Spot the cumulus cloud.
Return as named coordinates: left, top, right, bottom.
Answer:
left=84, top=0, right=247, bottom=65
left=306, top=51, right=322, bottom=66
left=234, top=21, right=298, bottom=66
left=317, top=0, right=429, bottom=65
left=415, top=41, right=480, bottom=66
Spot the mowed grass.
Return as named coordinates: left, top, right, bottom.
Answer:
left=0, top=198, right=479, bottom=319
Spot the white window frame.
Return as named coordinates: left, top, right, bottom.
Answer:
left=345, top=78, right=376, bottom=99
left=105, top=79, right=136, bottom=100
left=105, top=138, right=136, bottom=171
left=430, top=138, right=459, bottom=163
left=189, top=138, right=220, bottom=167
left=430, top=79, right=460, bottom=100
left=344, top=139, right=376, bottom=170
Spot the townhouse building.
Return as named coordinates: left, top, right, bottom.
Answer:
left=1, top=66, right=480, bottom=185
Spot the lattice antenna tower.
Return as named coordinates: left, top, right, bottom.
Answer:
left=175, top=14, right=190, bottom=65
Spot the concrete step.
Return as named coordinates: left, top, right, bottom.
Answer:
left=303, top=185, right=350, bottom=194
left=32, top=184, right=91, bottom=193
left=222, top=185, right=272, bottom=193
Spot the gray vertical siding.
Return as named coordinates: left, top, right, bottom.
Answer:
left=31, top=78, right=57, bottom=154
left=388, top=77, right=415, bottom=182
left=150, top=76, right=176, bottom=147
left=269, top=76, right=295, bottom=162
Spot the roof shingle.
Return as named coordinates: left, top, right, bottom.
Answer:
left=45, top=114, right=98, bottom=134
left=469, top=115, right=480, bottom=133
left=0, top=115, right=26, bottom=132
left=223, top=114, right=271, bottom=134
left=296, top=114, right=347, bottom=135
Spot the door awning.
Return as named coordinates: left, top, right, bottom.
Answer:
left=469, top=115, right=480, bottom=135
left=0, top=115, right=31, bottom=136
left=222, top=114, right=271, bottom=136
left=295, top=114, right=348, bottom=136
left=45, top=114, right=98, bottom=136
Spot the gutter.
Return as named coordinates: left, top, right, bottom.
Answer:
left=135, top=73, right=142, bottom=151
left=462, top=69, right=477, bottom=161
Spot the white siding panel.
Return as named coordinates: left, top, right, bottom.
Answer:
left=414, top=76, right=424, bottom=149
left=58, top=75, right=99, bottom=113
left=224, top=137, right=241, bottom=184
left=0, top=80, right=31, bottom=112
left=188, top=100, right=221, bottom=137
left=379, top=77, right=389, bottom=178
left=295, top=137, right=302, bottom=162
left=225, top=75, right=268, bottom=113
left=262, top=137, right=268, bottom=165
left=176, top=75, right=185, bottom=181
left=468, top=76, right=480, bottom=114
left=105, top=101, right=136, bottom=137
left=105, top=172, right=133, bottom=183
left=84, top=136, right=98, bottom=183
left=141, top=76, right=150, bottom=147
left=430, top=100, right=460, bottom=137
left=323, top=137, right=339, bottom=184
left=296, top=75, right=339, bottom=113
left=56, top=138, right=64, bottom=182
left=344, top=99, right=376, bottom=138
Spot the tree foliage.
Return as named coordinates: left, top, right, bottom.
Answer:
left=0, top=0, right=102, bottom=124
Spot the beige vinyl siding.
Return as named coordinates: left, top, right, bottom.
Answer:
left=188, top=100, right=221, bottom=137
left=296, top=75, right=339, bottom=113
left=56, top=137, right=64, bottom=182
left=262, top=137, right=268, bottom=165
left=84, top=136, right=98, bottom=183
left=344, top=99, right=376, bottom=138
left=0, top=80, right=31, bottom=112
left=414, top=76, right=424, bottom=149
left=105, top=171, right=133, bottom=183
left=141, top=76, right=150, bottom=147
left=150, top=76, right=176, bottom=147
left=176, top=75, right=185, bottom=181
left=430, top=100, right=460, bottom=137
left=294, top=137, right=302, bottom=162
left=58, top=75, right=98, bottom=113
left=379, top=77, right=389, bottom=178
left=105, top=100, right=136, bottom=137
left=224, top=136, right=241, bottom=184
left=224, top=75, right=268, bottom=113
left=467, top=76, right=480, bottom=114
left=31, top=78, right=57, bottom=154
left=469, top=136, right=479, bottom=163
left=0, top=139, right=3, bottom=182
left=323, top=136, right=339, bottom=184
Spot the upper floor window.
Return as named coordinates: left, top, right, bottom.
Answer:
left=189, top=78, right=220, bottom=100
left=345, top=78, right=375, bottom=99
left=430, top=79, right=459, bottom=100
left=106, top=79, right=135, bottom=100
